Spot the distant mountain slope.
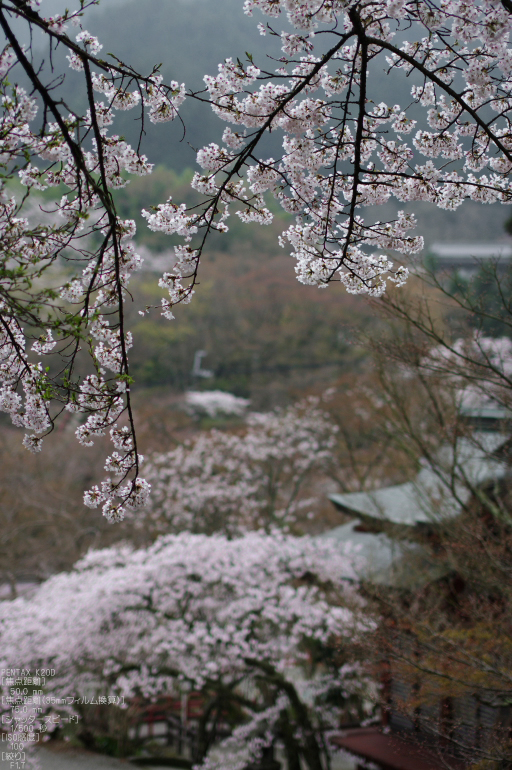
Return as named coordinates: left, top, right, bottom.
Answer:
left=37, top=0, right=281, bottom=169
left=30, top=0, right=407, bottom=170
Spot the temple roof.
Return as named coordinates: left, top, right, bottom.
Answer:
left=329, top=432, right=508, bottom=529
left=322, top=431, right=509, bottom=587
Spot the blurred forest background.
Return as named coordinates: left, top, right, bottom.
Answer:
left=3, top=0, right=512, bottom=589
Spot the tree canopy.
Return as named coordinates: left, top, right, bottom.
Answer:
left=1, top=0, right=511, bottom=518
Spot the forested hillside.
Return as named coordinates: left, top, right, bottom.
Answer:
left=31, top=0, right=282, bottom=169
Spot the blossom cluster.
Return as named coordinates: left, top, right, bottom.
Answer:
left=0, top=531, right=371, bottom=769
left=2, top=0, right=512, bottom=516
left=144, top=397, right=338, bottom=535
left=0, top=4, right=185, bottom=519
left=141, top=0, right=512, bottom=316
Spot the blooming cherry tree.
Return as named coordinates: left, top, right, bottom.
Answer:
left=1, top=0, right=512, bottom=518
left=144, top=397, right=338, bottom=535
left=0, top=0, right=185, bottom=519
left=0, top=531, right=371, bottom=769
left=153, top=0, right=512, bottom=305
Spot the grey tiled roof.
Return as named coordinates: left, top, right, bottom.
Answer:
left=322, top=432, right=510, bottom=588
left=329, top=433, right=508, bottom=527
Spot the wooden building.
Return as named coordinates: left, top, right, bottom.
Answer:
left=322, top=413, right=512, bottom=769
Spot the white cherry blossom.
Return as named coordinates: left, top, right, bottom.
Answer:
left=1, top=0, right=512, bottom=518
left=144, top=397, right=338, bottom=536
left=0, top=531, right=371, bottom=768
